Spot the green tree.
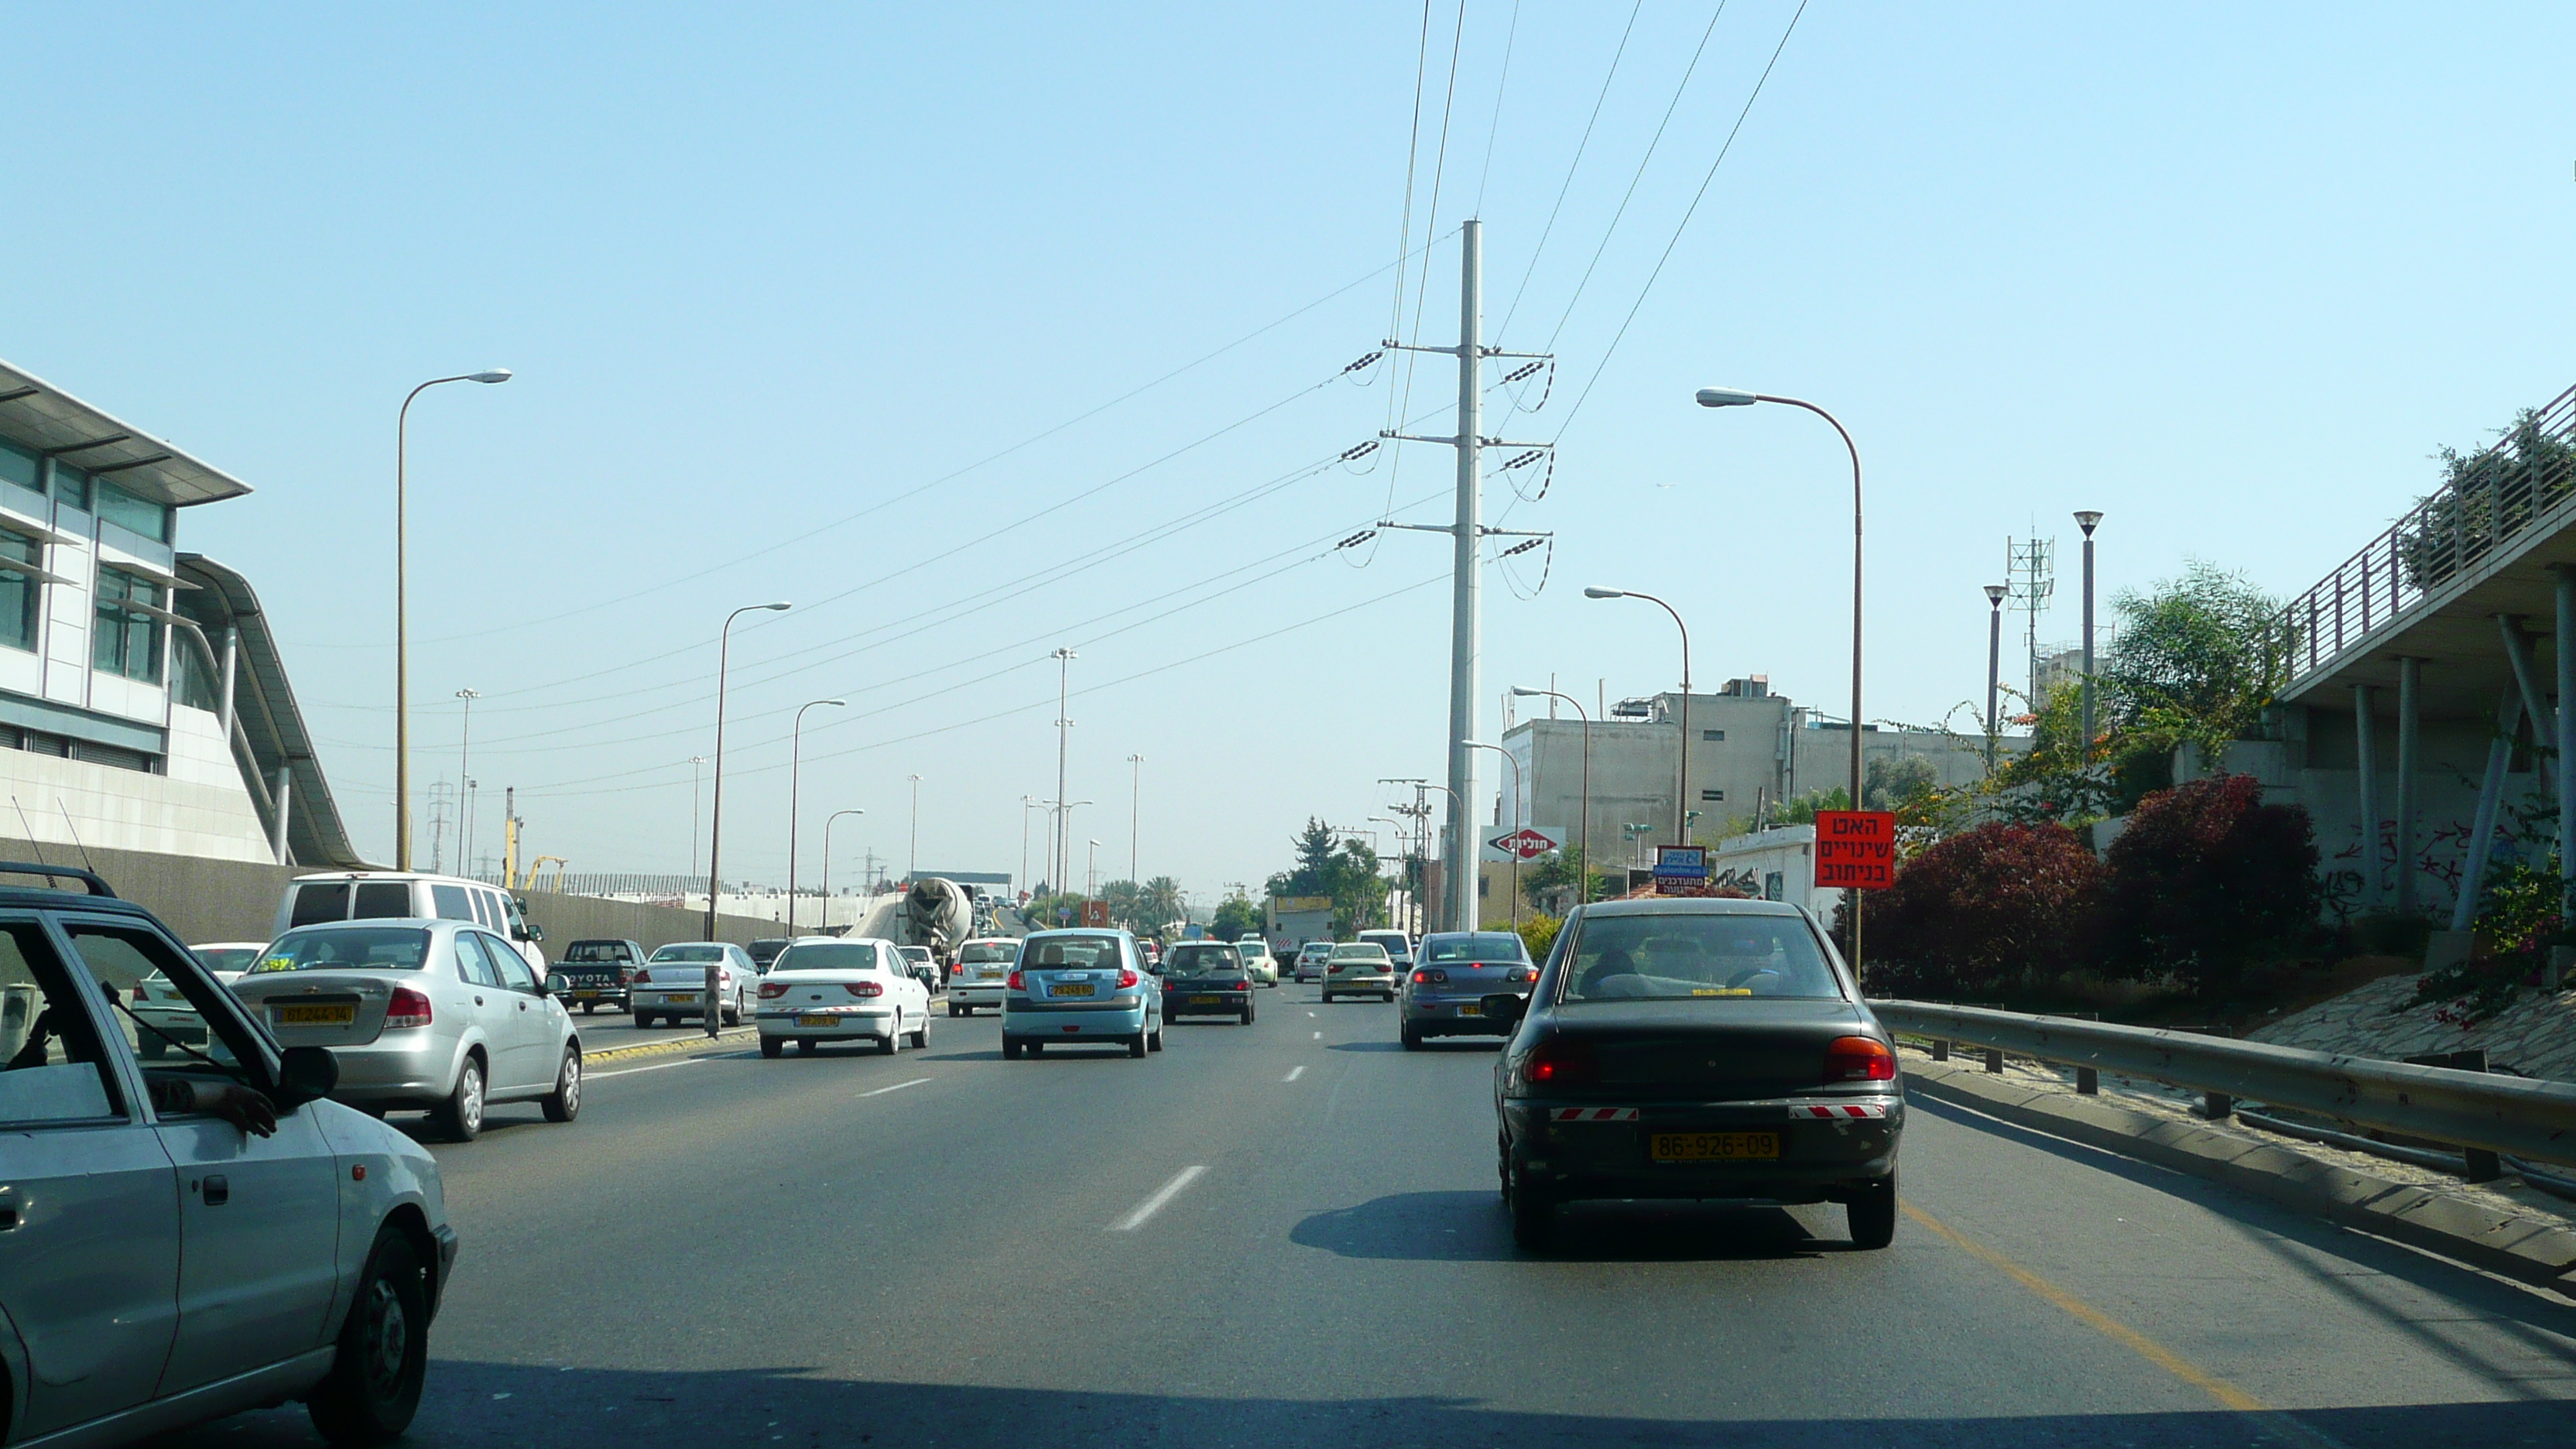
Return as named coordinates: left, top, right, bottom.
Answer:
left=1521, top=844, right=1616, bottom=905
left=2098, top=560, right=2290, bottom=759
left=1137, top=875, right=1186, bottom=930
left=1210, top=892, right=1260, bottom=942
left=1264, top=817, right=1389, bottom=934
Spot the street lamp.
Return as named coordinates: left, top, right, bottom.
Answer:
left=906, top=773, right=923, bottom=881
left=2074, top=511, right=2104, bottom=766
left=1019, top=795, right=1043, bottom=896
left=821, top=808, right=866, bottom=921
left=786, top=698, right=848, bottom=937
left=1698, top=385, right=1867, bottom=966
left=1511, top=685, right=1592, bottom=906
left=1464, top=741, right=1523, bottom=927
left=688, top=755, right=708, bottom=877
left=1984, top=586, right=2008, bottom=769
left=703, top=601, right=791, bottom=948
left=1050, top=646, right=1077, bottom=893
left=1582, top=587, right=1691, bottom=846
left=1368, top=815, right=1408, bottom=928
left=1086, top=838, right=1102, bottom=899
left=393, top=368, right=511, bottom=868
left=1046, top=800, right=1094, bottom=896
left=1125, top=753, right=1146, bottom=887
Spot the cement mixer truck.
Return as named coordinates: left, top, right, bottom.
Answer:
left=851, top=877, right=978, bottom=975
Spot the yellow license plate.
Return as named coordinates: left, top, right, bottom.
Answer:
left=1187, top=995, right=1221, bottom=1005
left=574, top=989, right=599, bottom=999
left=796, top=1014, right=838, bottom=1028
left=276, top=1003, right=355, bottom=1026
left=977, top=970, right=1002, bottom=978
left=1456, top=1001, right=1480, bottom=1016
left=1052, top=982, right=1095, bottom=998
left=1651, top=1132, right=1780, bottom=1163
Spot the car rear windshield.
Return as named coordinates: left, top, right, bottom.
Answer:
left=250, top=927, right=432, bottom=974
left=1558, top=913, right=1841, bottom=1003
left=1424, top=933, right=1527, bottom=964
left=900, top=947, right=933, bottom=961
left=1360, top=933, right=1410, bottom=955
left=959, top=943, right=1016, bottom=963
left=777, top=943, right=877, bottom=971
left=651, top=944, right=725, bottom=962
left=1165, top=945, right=1238, bottom=974
left=564, top=942, right=632, bottom=961
left=1024, top=937, right=1121, bottom=969
left=287, top=882, right=349, bottom=927
left=1331, top=944, right=1388, bottom=960
left=194, top=946, right=262, bottom=974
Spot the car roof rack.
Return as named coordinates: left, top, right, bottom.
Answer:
left=0, top=861, right=118, bottom=897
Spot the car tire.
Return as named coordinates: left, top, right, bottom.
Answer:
left=722, top=1002, right=742, bottom=1028
left=909, top=1016, right=930, bottom=1050
left=1149, top=1020, right=1164, bottom=1052
left=880, top=1018, right=901, bottom=1055
left=1002, top=1038, right=1023, bottom=1060
left=948, top=1002, right=962, bottom=1017
left=1401, top=1025, right=1423, bottom=1050
left=1847, top=1171, right=1898, bottom=1250
left=580, top=1002, right=594, bottom=1014
left=1028, top=1040, right=1046, bottom=1057
left=1240, top=1004, right=1255, bottom=1026
left=796, top=1039, right=816, bottom=1055
left=1508, top=1166, right=1554, bottom=1252
left=306, top=1225, right=428, bottom=1446
left=541, top=1047, right=582, bottom=1122
left=432, top=1055, right=485, bottom=1142
left=1127, top=1031, right=1147, bottom=1058
left=634, top=1012, right=656, bottom=1029
left=762, top=1036, right=784, bottom=1059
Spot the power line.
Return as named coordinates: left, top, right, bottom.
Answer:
left=1473, top=0, right=1524, bottom=218
left=1549, top=0, right=1810, bottom=443
left=1494, top=0, right=1643, bottom=342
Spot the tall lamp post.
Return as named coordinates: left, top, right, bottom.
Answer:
left=1050, top=646, right=1077, bottom=893
left=393, top=368, right=511, bottom=868
left=1697, top=386, right=1865, bottom=966
left=906, top=773, right=923, bottom=881
left=2074, top=511, right=2104, bottom=767
left=1511, top=685, right=1592, bottom=906
left=821, top=808, right=866, bottom=921
left=688, top=755, right=708, bottom=878
left=1464, top=740, right=1524, bottom=927
left=703, top=600, right=790, bottom=1037
left=1125, top=752, right=1146, bottom=887
left=1019, top=795, right=1042, bottom=896
left=453, top=689, right=480, bottom=875
left=1368, top=815, right=1408, bottom=928
left=1583, top=587, right=1691, bottom=845
left=1984, top=585, right=2008, bottom=769
left=785, top=697, right=848, bottom=937
left=1086, top=839, right=1102, bottom=899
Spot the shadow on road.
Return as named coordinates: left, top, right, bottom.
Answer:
left=1290, top=1190, right=1844, bottom=1263
left=139, top=1362, right=2570, bottom=1449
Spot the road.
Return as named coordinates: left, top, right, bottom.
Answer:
left=151, top=988, right=2574, bottom=1447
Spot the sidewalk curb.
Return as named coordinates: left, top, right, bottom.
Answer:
left=579, top=1025, right=761, bottom=1066
left=1903, top=1056, right=2576, bottom=1297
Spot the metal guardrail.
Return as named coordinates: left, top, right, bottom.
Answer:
left=1870, top=999, right=2576, bottom=1170
left=2279, top=381, right=2576, bottom=690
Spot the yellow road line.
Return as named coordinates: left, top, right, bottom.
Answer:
left=1903, top=1203, right=2345, bottom=1448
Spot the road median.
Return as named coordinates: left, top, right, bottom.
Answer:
left=1901, top=1047, right=2576, bottom=1297
left=581, top=1024, right=762, bottom=1065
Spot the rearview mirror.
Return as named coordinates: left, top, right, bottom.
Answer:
left=274, top=1045, right=340, bottom=1108
left=543, top=973, right=570, bottom=996
left=1479, top=993, right=1527, bottom=1027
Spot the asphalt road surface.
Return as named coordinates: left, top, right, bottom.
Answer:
left=146, top=988, right=2575, bottom=1447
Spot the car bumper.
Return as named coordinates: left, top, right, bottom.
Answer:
left=563, top=988, right=629, bottom=1007
left=757, top=1008, right=897, bottom=1040
left=1401, top=993, right=1518, bottom=1034
left=1503, top=1094, right=1903, bottom=1204
left=1164, top=988, right=1252, bottom=1016
left=634, top=990, right=728, bottom=1015
left=951, top=981, right=1009, bottom=1005
left=322, top=1033, right=463, bottom=1102
left=1323, top=975, right=1396, bottom=995
left=1002, top=1001, right=1148, bottom=1039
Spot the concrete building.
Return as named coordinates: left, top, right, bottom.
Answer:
left=1499, top=677, right=2014, bottom=867
left=0, top=358, right=362, bottom=868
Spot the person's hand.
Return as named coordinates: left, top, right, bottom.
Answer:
left=196, top=1081, right=278, bottom=1137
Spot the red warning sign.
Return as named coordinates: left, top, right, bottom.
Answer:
left=1814, top=810, right=1896, bottom=889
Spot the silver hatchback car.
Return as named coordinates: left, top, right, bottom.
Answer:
left=230, top=918, right=583, bottom=1140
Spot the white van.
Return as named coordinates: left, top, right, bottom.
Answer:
left=1356, top=929, right=1414, bottom=973
left=274, top=872, right=549, bottom=974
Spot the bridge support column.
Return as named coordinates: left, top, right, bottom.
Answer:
left=2352, top=684, right=2381, bottom=909
left=2396, top=657, right=2422, bottom=917
left=2496, top=614, right=2555, bottom=795
left=2452, top=690, right=2522, bottom=933
left=2556, top=567, right=2576, bottom=988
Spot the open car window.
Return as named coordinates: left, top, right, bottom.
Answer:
left=1558, top=913, right=1844, bottom=1003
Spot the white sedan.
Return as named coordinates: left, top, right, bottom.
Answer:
left=755, top=936, right=933, bottom=1057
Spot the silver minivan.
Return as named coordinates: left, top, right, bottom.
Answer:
left=276, top=872, right=547, bottom=977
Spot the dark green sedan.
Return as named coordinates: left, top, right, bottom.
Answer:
left=1159, top=940, right=1256, bottom=1025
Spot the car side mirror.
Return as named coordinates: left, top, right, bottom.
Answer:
left=543, top=973, right=569, bottom=996
left=275, top=1045, right=340, bottom=1108
left=1479, top=993, right=1527, bottom=1027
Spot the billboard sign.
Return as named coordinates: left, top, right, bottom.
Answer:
left=1814, top=810, right=1897, bottom=889
left=1483, top=825, right=1564, bottom=863
left=1081, top=899, right=1112, bottom=927
left=1653, top=844, right=1709, bottom=882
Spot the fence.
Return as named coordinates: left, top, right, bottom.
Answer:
left=2280, top=382, right=2576, bottom=689
left=1871, top=999, right=2576, bottom=1170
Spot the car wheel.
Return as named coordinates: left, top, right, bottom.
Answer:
left=762, top=1036, right=784, bottom=1059
left=634, top=1012, right=656, bottom=1029
left=432, top=1055, right=485, bottom=1142
left=1401, top=1024, right=1423, bottom=1050
left=306, top=1225, right=428, bottom=1446
left=1002, top=1038, right=1023, bottom=1060
left=1149, top=1020, right=1164, bottom=1052
left=1028, top=1040, right=1046, bottom=1057
left=580, top=1002, right=594, bottom=1015
left=796, top=1038, right=816, bottom=1055
left=722, top=1001, right=742, bottom=1028
left=1240, top=1004, right=1255, bottom=1026
left=138, top=1034, right=166, bottom=1060
left=880, top=1017, right=901, bottom=1055
left=948, top=1002, right=962, bottom=1017
left=1508, top=1166, right=1555, bottom=1252
left=1847, top=1171, right=1898, bottom=1250
left=541, top=1046, right=582, bottom=1122
left=1128, top=1030, right=1147, bottom=1058
left=909, top=1015, right=930, bottom=1050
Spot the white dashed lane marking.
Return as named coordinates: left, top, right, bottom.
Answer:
left=1283, top=1065, right=1307, bottom=1082
left=1109, top=1166, right=1207, bottom=1231
left=861, top=1077, right=933, bottom=1098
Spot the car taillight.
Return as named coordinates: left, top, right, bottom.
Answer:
left=1008, top=970, right=1024, bottom=990
left=1119, top=968, right=1139, bottom=988
left=132, top=984, right=149, bottom=1002
left=1826, top=1036, right=1897, bottom=1082
left=1509, top=967, right=1539, bottom=983
left=718, top=970, right=733, bottom=987
left=1412, top=968, right=1448, bottom=985
left=1234, top=980, right=1251, bottom=992
left=1525, top=1036, right=1595, bottom=1087
left=758, top=981, right=788, bottom=999
left=632, top=968, right=651, bottom=984
left=385, top=988, right=433, bottom=1029
left=616, top=968, right=632, bottom=985
left=846, top=981, right=884, bottom=999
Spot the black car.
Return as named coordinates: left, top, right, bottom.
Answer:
left=748, top=938, right=791, bottom=971
left=1158, top=940, right=1255, bottom=1025
left=1399, top=930, right=1536, bottom=1047
left=1485, top=898, right=1902, bottom=1252
left=553, top=937, right=646, bottom=1012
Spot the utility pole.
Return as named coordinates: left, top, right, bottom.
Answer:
left=688, top=755, right=707, bottom=879
left=1984, top=585, right=2008, bottom=769
left=906, top=772, right=923, bottom=881
left=1126, top=753, right=1145, bottom=887
left=1373, top=220, right=1551, bottom=932
left=1051, top=647, right=1076, bottom=896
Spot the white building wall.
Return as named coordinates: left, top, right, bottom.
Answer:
left=0, top=704, right=272, bottom=862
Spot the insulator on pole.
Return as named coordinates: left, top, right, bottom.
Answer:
left=1336, top=529, right=1379, bottom=550
left=1504, top=360, right=1545, bottom=382
left=1500, top=449, right=1546, bottom=471
left=1343, top=351, right=1385, bottom=374
left=1340, top=440, right=1382, bottom=462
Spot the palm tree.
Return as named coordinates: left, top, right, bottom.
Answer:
left=1139, top=875, right=1186, bottom=930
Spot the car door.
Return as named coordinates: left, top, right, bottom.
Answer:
left=483, top=931, right=564, bottom=1091
left=456, top=931, right=539, bottom=1092
left=0, top=913, right=180, bottom=1438
left=56, top=917, right=344, bottom=1399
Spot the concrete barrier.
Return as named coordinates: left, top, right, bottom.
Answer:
left=0, top=837, right=782, bottom=958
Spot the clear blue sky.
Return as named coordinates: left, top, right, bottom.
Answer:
left=4, top=3, right=2570, bottom=901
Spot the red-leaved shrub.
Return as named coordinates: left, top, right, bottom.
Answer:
left=2098, top=773, right=2319, bottom=991
left=1864, top=821, right=2102, bottom=999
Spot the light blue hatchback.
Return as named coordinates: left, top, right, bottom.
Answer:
left=1001, top=928, right=1165, bottom=1060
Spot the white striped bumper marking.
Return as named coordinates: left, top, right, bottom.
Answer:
left=1549, top=1107, right=1639, bottom=1122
